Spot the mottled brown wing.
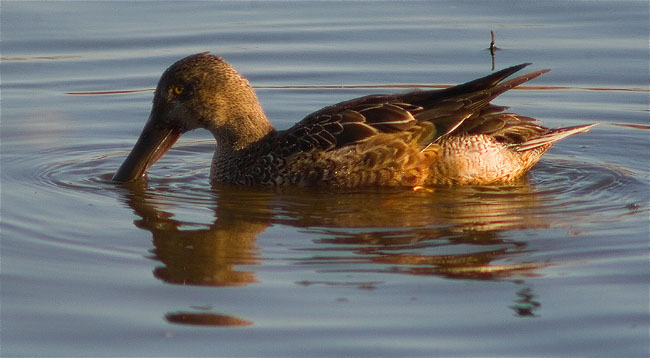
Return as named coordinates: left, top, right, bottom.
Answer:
left=459, top=105, right=548, bottom=144
left=276, top=100, right=421, bottom=156
left=407, top=65, right=551, bottom=140
left=276, top=63, right=549, bottom=156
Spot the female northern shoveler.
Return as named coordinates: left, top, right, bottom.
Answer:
left=113, top=53, right=596, bottom=187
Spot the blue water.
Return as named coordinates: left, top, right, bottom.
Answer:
left=2, top=1, right=648, bottom=357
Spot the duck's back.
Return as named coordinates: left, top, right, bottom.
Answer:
left=210, top=63, right=596, bottom=187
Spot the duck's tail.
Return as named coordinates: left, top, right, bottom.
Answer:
left=412, top=64, right=551, bottom=139
left=439, top=63, right=549, bottom=99
left=514, top=123, right=598, bottom=152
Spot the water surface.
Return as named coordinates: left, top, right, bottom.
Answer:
left=1, top=1, right=648, bottom=357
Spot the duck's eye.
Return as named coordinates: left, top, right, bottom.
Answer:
left=172, top=85, right=184, bottom=96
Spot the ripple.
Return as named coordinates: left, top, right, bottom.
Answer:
left=529, top=157, right=648, bottom=221
left=17, top=139, right=649, bottom=228
left=31, top=145, right=118, bottom=191
left=22, top=140, right=214, bottom=200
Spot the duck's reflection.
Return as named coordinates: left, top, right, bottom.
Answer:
left=124, top=180, right=268, bottom=287
left=119, top=179, right=547, bottom=325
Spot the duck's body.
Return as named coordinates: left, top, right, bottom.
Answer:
left=113, top=53, right=596, bottom=187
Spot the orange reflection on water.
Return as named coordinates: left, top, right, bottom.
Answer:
left=165, top=312, right=253, bottom=327
left=117, top=180, right=559, bottom=326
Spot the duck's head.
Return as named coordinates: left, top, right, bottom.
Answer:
left=112, top=53, right=270, bottom=182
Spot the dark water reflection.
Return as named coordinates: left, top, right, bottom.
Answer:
left=117, top=178, right=566, bottom=325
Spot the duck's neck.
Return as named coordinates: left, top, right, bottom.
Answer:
left=212, top=110, right=275, bottom=155
left=209, top=100, right=275, bottom=184
left=209, top=78, right=275, bottom=155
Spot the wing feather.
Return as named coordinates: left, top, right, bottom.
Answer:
left=276, top=63, right=553, bottom=157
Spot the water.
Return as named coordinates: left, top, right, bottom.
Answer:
left=1, top=1, right=648, bottom=357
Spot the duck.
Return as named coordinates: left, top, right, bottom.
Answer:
left=112, top=52, right=596, bottom=187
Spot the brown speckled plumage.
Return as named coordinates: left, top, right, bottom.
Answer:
left=113, top=52, right=597, bottom=187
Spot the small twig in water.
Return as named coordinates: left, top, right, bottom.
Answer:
left=489, top=30, right=499, bottom=54
left=488, top=30, right=501, bottom=71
